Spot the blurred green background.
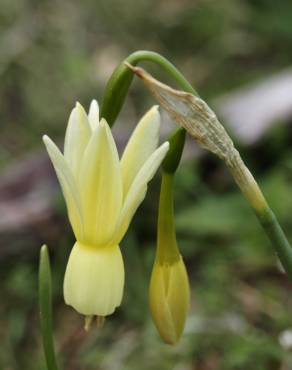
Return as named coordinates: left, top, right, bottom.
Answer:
left=1, top=0, right=292, bottom=369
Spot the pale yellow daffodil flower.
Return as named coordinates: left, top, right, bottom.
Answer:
left=43, top=100, right=169, bottom=317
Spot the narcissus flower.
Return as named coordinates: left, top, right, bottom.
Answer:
left=43, top=100, right=169, bottom=317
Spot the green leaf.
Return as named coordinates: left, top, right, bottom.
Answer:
left=39, top=245, right=60, bottom=370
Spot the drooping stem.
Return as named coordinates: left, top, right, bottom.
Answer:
left=100, top=50, right=197, bottom=178
left=100, top=51, right=193, bottom=268
left=39, top=245, right=60, bottom=370
left=100, top=50, right=198, bottom=127
left=128, top=64, right=292, bottom=280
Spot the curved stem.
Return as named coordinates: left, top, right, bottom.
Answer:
left=130, top=63, right=292, bottom=279
left=100, top=50, right=198, bottom=127
left=126, top=51, right=197, bottom=94
left=100, top=50, right=198, bottom=174
left=39, top=245, right=60, bottom=370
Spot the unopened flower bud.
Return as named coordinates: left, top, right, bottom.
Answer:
left=149, top=173, right=190, bottom=344
left=149, top=256, right=190, bottom=344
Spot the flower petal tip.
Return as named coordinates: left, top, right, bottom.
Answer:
left=99, top=117, right=109, bottom=129
left=90, top=99, right=99, bottom=108
left=42, top=134, right=51, bottom=145
left=147, top=105, right=160, bottom=120
left=163, top=141, right=170, bottom=151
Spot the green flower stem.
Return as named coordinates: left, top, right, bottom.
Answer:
left=162, top=128, right=186, bottom=174
left=39, top=245, right=60, bottom=370
left=127, top=62, right=292, bottom=279
left=156, top=172, right=180, bottom=263
left=255, top=206, right=292, bottom=279
left=100, top=50, right=198, bottom=174
left=224, top=150, right=292, bottom=279
left=100, top=50, right=198, bottom=127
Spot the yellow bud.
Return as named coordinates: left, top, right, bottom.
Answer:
left=149, top=256, right=190, bottom=344
left=149, top=172, right=190, bottom=344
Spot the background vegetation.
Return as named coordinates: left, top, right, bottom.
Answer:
left=1, top=0, right=292, bottom=369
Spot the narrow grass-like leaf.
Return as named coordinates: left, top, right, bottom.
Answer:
left=39, top=245, right=60, bottom=370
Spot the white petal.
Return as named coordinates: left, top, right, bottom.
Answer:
left=64, top=242, right=124, bottom=316
left=113, top=141, right=169, bottom=244
left=64, top=102, right=91, bottom=178
left=43, top=135, right=84, bottom=240
left=78, top=119, right=123, bottom=246
left=88, top=99, right=100, bottom=130
left=121, top=105, right=160, bottom=197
